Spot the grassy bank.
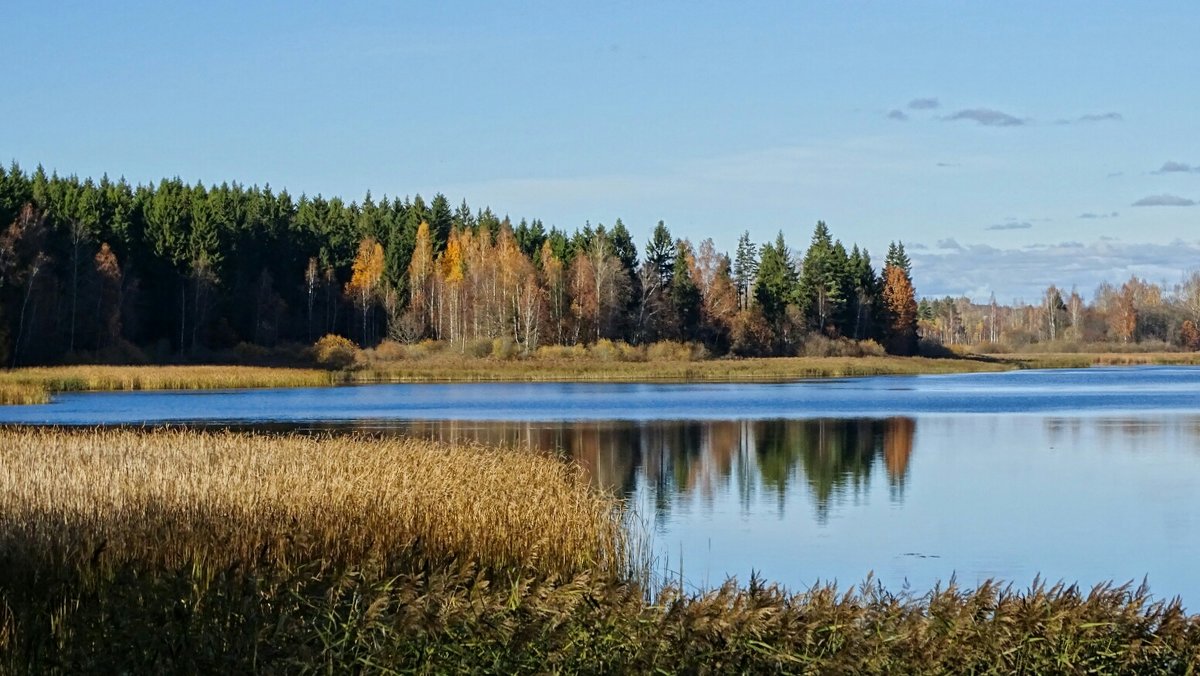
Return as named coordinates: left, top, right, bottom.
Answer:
left=1, top=349, right=1197, bottom=406
left=988, top=351, right=1200, bottom=370
left=0, top=355, right=1009, bottom=405
left=1, top=428, right=1197, bottom=672
left=0, top=365, right=338, bottom=406
left=351, top=353, right=1010, bottom=383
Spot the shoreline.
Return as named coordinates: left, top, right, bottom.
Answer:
left=2, top=352, right=1198, bottom=405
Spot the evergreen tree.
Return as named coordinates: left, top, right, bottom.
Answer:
left=754, top=232, right=798, bottom=336
left=645, top=221, right=675, bottom=285
left=798, top=221, right=847, bottom=335
left=733, top=230, right=757, bottom=310
left=671, top=239, right=701, bottom=340
left=428, top=193, right=453, bottom=252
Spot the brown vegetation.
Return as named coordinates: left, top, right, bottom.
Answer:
left=1, top=428, right=1198, bottom=671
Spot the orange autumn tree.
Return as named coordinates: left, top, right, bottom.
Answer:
left=345, top=237, right=385, bottom=345
left=881, top=242, right=918, bottom=355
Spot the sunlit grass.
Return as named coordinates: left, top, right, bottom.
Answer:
left=0, top=382, right=50, bottom=405
left=0, top=364, right=336, bottom=393
left=351, top=354, right=1011, bottom=383
left=0, top=427, right=624, bottom=578
left=1, top=427, right=1197, bottom=671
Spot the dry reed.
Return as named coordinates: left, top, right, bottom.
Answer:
left=0, top=427, right=625, bottom=579
left=0, top=364, right=336, bottom=394
left=1, top=428, right=1197, bottom=671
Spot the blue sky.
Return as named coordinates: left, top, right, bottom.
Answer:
left=3, top=1, right=1198, bottom=302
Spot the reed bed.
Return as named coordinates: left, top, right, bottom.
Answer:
left=352, top=354, right=1010, bottom=384
left=0, top=427, right=624, bottom=578
left=1, top=428, right=1198, bottom=671
left=0, top=381, right=49, bottom=405
left=998, top=352, right=1200, bottom=370
left=0, top=365, right=336, bottom=399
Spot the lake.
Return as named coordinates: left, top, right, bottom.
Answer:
left=2, top=366, right=1198, bottom=601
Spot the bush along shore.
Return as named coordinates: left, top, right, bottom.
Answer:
left=0, top=427, right=1198, bottom=672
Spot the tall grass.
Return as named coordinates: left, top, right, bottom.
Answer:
left=0, top=365, right=339, bottom=406
left=352, top=354, right=1010, bottom=384
left=1, top=428, right=1198, bottom=671
left=0, top=427, right=624, bottom=578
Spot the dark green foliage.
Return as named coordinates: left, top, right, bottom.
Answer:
left=645, top=220, right=675, bottom=286
left=733, top=230, right=757, bottom=310
left=671, top=239, right=702, bottom=341
left=754, top=232, right=799, bottom=344
left=0, top=162, right=914, bottom=362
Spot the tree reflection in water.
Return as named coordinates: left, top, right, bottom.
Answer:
left=370, top=417, right=917, bottom=523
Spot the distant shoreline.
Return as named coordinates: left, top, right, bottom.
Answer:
left=3, top=352, right=1199, bottom=406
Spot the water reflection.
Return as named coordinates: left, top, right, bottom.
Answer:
left=333, top=417, right=916, bottom=525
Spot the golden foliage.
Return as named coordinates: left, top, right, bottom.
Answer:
left=312, top=333, right=360, bottom=369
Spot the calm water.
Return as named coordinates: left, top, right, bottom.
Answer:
left=2, top=366, right=1198, bottom=601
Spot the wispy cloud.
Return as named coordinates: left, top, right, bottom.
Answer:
left=907, top=97, right=939, bottom=110
left=936, top=238, right=963, bottom=250
left=985, top=221, right=1033, bottom=231
left=935, top=162, right=959, bottom=168
left=1152, top=161, right=1200, bottom=174
left=886, top=109, right=908, bottom=121
left=1132, top=194, right=1196, bottom=207
left=1056, top=112, right=1123, bottom=125
left=1078, top=211, right=1119, bottom=219
left=944, top=108, right=1027, bottom=127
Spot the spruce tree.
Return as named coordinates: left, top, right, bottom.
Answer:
left=733, top=231, right=757, bottom=310
left=754, top=232, right=798, bottom=333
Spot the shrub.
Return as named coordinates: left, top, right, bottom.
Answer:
left=535, top=344, right=588, bottom=361
left=618, top=342, right=647, bottom=362
left=463, top=338, right=493, bottom=358
left=646, top=341, right=704, bottom=362
left=972, top=341, right=1012, bottom=354
left=312, top=334, right=359, bottom=369
left=798, top=334, right=886, bottom=358
left=491, top=337, right=518, bottom=360
left=589, top=339, right=619, bottom=361
left=371, top=340, right=408, bottom=362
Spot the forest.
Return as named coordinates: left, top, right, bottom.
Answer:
left=0, top=161, right=1195, bottom=367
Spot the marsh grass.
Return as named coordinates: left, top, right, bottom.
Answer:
left=998, top=352, right=1200, bottom=370
left=1, top=428, right=1198, bottom=671
left=351, top=354, right=1010, bottom=384
left=0, top=364, right=336, bottom=395
left=0, top=427, right=624, bottom=578
left=0, top=382, right=49, bottom=405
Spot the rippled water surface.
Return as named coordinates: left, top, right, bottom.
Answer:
left=2, top=366, right=1198, bottom=600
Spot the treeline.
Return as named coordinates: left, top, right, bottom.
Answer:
left=0, top=163, right=920, bottom=366
left=919, top=275, right=1200, bottom=351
